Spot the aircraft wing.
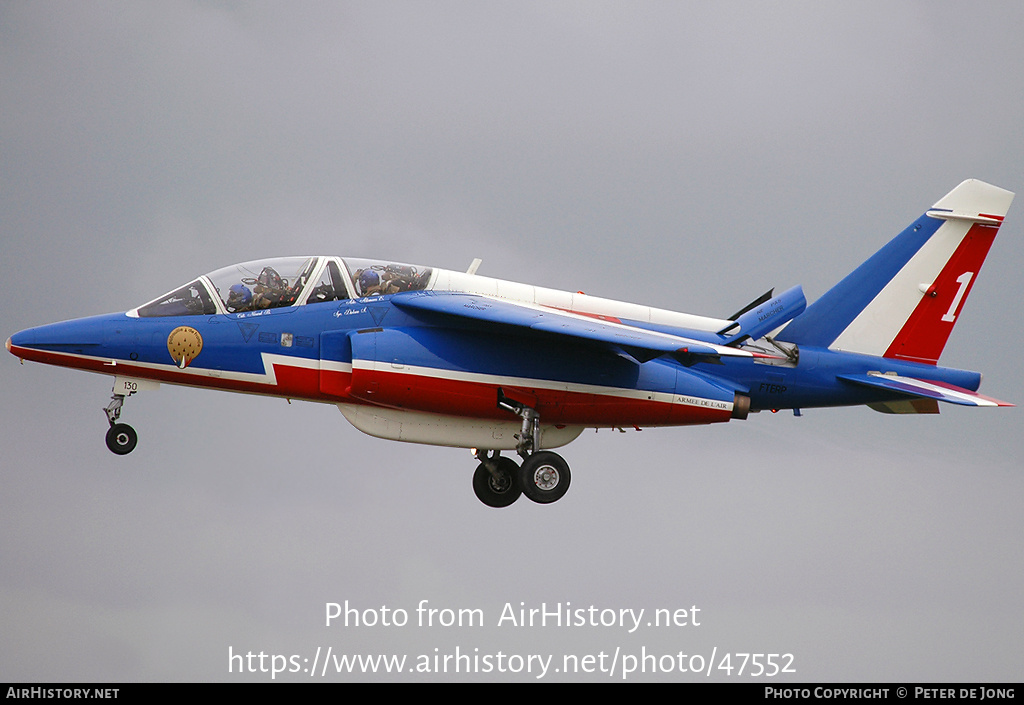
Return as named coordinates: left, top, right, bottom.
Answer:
left=392, top=291, right=760, bottom=364
left=838, top=372, right=1013, bottom=407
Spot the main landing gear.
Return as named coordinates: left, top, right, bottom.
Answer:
left=103, top=392, right=137, bottom=455
left=471, top=391, right=572, bottom=508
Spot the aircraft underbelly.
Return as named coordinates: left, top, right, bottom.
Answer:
left=341, top=327, right=736, bottom=427
left=336, top=403, right=585, bottom=450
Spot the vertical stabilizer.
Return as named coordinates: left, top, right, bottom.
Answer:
left=778, top=180, right=1013, bottom=364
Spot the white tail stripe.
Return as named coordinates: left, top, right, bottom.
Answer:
left=829, top=218, right=971, bottom=356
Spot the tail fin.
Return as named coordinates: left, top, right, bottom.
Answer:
left=778, top=179, right=1014, bottom=364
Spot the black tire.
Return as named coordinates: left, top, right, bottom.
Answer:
left=105, top=423, right=138, bottom=455
left=519, top=451, right=571, bottom=504
left=472, top=456, right=521, bottom=508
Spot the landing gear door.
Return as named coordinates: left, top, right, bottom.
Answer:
left=113, top=376, right=160, bottom=395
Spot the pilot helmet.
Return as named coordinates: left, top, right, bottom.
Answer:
left=358, top=269, right=379, bottom=294
left=227, top=283, right=252, bottom=307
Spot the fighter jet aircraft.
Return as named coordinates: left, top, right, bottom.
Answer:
left=7, top=179, right=1013, bottom=507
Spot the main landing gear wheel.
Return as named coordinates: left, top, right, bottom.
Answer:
left=472, top=456, right=521, bottom=508
left=105, top=423, right=138, bottom=455
left=519, top=451, right=571, bottom=504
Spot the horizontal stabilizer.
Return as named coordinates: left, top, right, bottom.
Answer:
left=393, top=291, right=757, bottom=364
left=867, top=398, right=941, bottom=415
left=717, top=285, right=806, bottom=346
left=838, top=372, right=1013, bottom=407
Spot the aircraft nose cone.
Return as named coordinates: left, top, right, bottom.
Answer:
left=8, top=314, right=126, bottom=364
left=9, top=313, right=134, bottom=371
left=10, top=319, right=102, bottom=350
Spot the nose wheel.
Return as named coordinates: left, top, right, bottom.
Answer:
left=103, top=391, right=138, bottom=455
left=105, top=423, right=138, bottom=455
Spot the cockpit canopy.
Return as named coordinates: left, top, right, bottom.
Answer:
left=133, top=257, right=433, bottom=317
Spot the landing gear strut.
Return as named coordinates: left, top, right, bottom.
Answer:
left=470, top=391, right=573, bottom=507
left=103, top=392, right=137, bottom=455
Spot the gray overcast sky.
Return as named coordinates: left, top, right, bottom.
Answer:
left=2, top=1, right=1022, bottom=682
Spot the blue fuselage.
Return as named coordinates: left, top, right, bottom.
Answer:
left=8, top=293, right=982, bottom=428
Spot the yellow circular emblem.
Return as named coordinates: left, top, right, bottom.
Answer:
left=167, top=326, right=203, bottom=368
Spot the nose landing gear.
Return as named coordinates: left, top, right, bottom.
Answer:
left=103, top=391, right=137, bottom=455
